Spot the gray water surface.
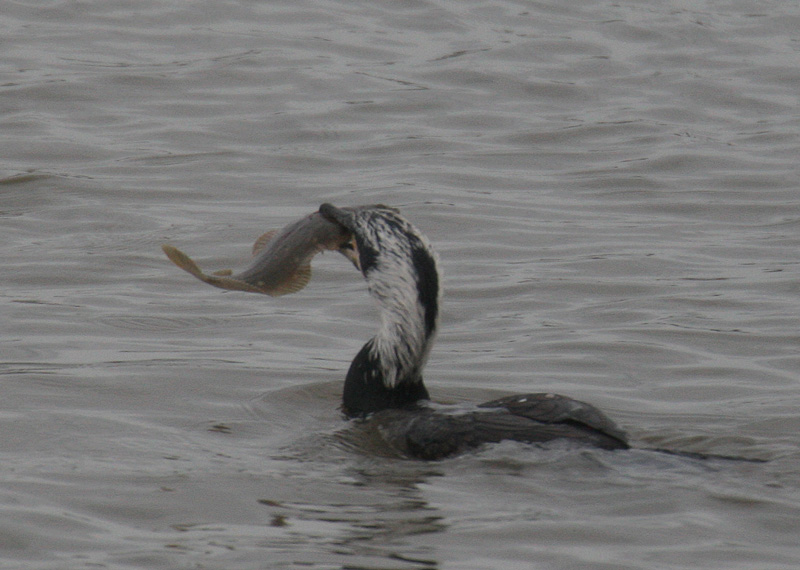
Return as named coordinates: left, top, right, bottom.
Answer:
left=2, top=1, right=800, bottom=568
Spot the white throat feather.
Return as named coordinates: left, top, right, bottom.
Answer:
left=321, top=204, right=441, bottom=390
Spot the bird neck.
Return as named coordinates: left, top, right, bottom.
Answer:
left=336, top=206, right=441, bottom=418
left=342, top=338, right=431, bottom=418
left=341, top=279, right=438, bottom=418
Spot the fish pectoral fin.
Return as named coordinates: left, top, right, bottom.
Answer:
left=212, top=269, right=233, bottom=276
left=271, top=264, right=312, bottom=296
left=252, top=230, right=278, bottom=255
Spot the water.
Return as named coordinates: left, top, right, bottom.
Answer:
left=2, top=0, right=799, bottom=568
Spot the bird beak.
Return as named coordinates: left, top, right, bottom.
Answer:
left=319, top=203, right=355, bottom=231
left=320, top=204, right=363, bottom=270
left=339, top=236, right=361, bottom=270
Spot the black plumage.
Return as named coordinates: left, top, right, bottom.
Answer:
left=320, top=203, right=628, bottom=460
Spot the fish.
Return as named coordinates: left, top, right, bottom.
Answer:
left=162, top=209, right=359, bottom=296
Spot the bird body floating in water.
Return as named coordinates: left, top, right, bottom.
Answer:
left=164, top=204, right=759, bottom=461
left=163, top=203, right=628, bottom=459
left=316, top=203, right=628, bottom=459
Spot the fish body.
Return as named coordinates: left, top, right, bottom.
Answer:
left=162, top=209, right=356, bottom=296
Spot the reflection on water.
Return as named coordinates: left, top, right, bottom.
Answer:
left=254, top=462, right=446, bottom=568
left=3, top=0, right=800, bottom=567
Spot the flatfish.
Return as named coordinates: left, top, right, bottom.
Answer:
left=162, top=210, right=357, bottom=296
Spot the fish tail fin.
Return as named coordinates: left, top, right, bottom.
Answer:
left=162, top=244, right=269, bottom=295
left=162, top=244, right=206, bottom=279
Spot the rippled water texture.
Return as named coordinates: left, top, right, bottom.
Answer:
left=2, top=0, right=800, bottom=568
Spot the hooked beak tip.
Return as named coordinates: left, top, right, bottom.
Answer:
left=339, top=237, right=361, bottom=271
